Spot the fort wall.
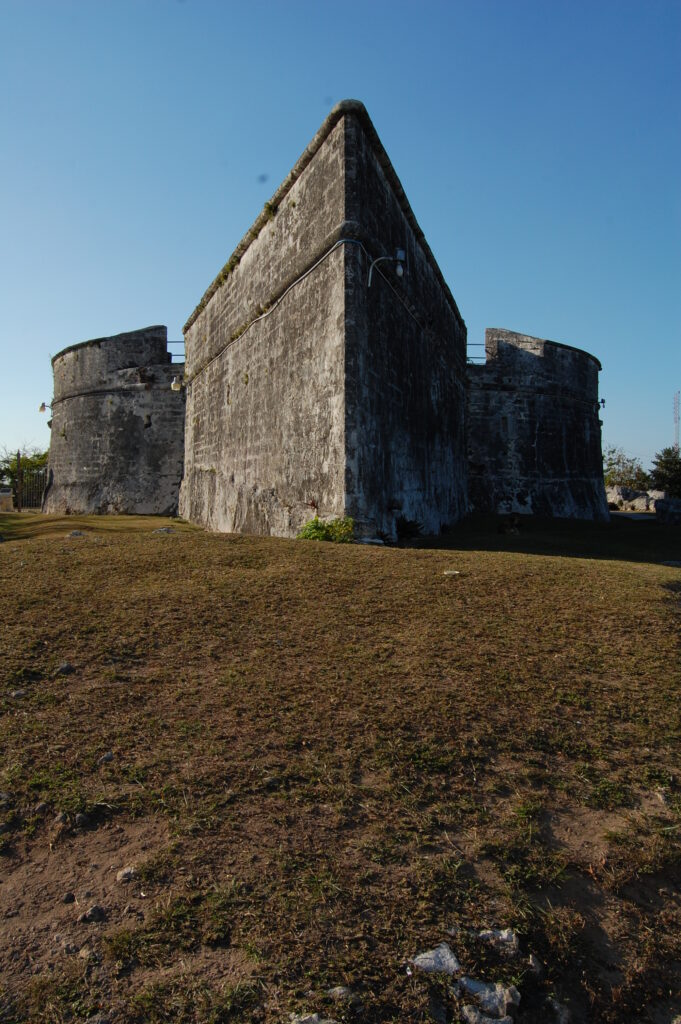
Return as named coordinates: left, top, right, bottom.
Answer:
left=181, top=101, right=469, bottom=538
left=344, top=112, right=467, bottom=536
left=40, top=104, right=609, bottom=534
left=467, top=328, right=608, bottom=521
left=180, top=117, right=348, bottom=536
left=44, top=326, right=185, bottom=515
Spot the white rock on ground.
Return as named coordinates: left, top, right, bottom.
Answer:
left=116, top=866, right=138, bottom=883
left=290, top=1015, right=338, bottom=1024
left=326, top=986, right=361, bottom=1006
left=478, top=928, right=519, bottom=954
left=457, top=977, right=521, bottom=1017
left=461, top=1006, right=513, bottom=1024
left=412, top=942, right=462, bottom=975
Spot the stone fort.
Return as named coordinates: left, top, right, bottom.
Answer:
left=43, top=101, right=608, bottom=535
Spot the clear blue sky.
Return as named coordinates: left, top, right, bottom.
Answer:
left=1, top=0, right=679, bottom=469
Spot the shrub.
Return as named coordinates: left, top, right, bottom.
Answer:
left=602, top=445, right=650, bottom=491
left=650, top=446, right=681, bottom=498
left=297, top=516, right=354, bottom=543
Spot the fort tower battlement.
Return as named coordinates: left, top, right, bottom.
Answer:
left=467, top=328, right=608, bottom=520
left=44, top=326, right=185, bottom=516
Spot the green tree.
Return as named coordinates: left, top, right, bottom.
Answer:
left=650, top=446, right=681, bottom=498
left=602, top=445, right=650, bottom=491
left=0, top=446, right=49, bottom=491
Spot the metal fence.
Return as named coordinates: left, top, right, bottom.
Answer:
left=15, top=465, right=48, bottom=510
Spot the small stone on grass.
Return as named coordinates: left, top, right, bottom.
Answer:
left=461, top=1007, right=513, bottom=1024
left=411, top=942, right=462, bottom=975
left=116, top=866, right=138, bottom=883
left=290, top=1016, right=338, bottom=1024
left=457, top=978, right=521, bottom=1017
left=478, top=927, right=519, bottom=954
left=78, top=904, right=106, bottom=923
left=326, top=986, right=361, bottom=1007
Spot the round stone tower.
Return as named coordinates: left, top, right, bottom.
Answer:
left=467, top=328, right=608, bottom=521
left=43, top=326, right=185, bottom=515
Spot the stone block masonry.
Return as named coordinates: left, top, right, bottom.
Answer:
left=44, top=326, right=185, bottom=515
left=41, top=103, right=609, bottom=532
left=181, top=100, right=468, bottom=539
left=467, top=328, right=609, bottom=521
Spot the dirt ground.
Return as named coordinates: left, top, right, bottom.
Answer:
left=0, top=513, right=679, bottom=1023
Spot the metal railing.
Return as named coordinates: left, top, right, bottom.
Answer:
left=15, top=466, right=48, bottom=510
left=168, top=340, right=185, bottom=363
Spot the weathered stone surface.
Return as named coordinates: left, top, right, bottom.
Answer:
left=468, top=329, right=608, bottom=521
left=180, top=101, right=468, bottom=539
left=44, top=326, right=185, bottom=516
left=344, top=111, right=467, bottom=537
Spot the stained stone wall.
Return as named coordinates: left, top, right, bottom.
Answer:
left=343, top=111, right=467, bottom=536
left=44, top=326, right=185, bottom=515
left=181, top=100, right=468, bottom=538
left=467, top=328, right=608, bottom=521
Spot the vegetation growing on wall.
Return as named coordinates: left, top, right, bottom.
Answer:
left=297, top=515, right=354, bottom=542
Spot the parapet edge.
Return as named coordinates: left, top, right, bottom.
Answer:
left=184, top=100, right=465, bottom=333
left=484, top=328, right=602, bottom=371
left=51, top=326, right=169, bottom=366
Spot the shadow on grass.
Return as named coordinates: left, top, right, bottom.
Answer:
left=1, top=511, right=679, bottom=567
left=0, top=512, right=199, bottom=542
left=409, top=513, right=681, bottom=566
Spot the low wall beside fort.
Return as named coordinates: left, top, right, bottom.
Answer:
left=467, top=328, right=609, bottom=521
left=44, top=326, right=185, bottom=515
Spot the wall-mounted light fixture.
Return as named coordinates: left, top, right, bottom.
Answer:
left=368, top=248, right=406, bottom=288
left=38, top=402, right=52, bottom=413
left=170, top=375, right=184, bottom=392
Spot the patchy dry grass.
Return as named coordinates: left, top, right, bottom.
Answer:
left=0, top=512, right=679, bottom=1023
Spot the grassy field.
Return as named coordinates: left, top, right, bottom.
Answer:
left=0, top=512, right=679, bottom=1023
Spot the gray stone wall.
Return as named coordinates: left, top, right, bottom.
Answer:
left=344, top=114, right=468, bottom=537
left=180, top=118, right=348, bottom=536
left=180, top=249, right=346, bottom=535
left=44, top=326, right=185, bottom=515
left=180, top=100, right=468, bottom=538
left=467, top=328, right=608, bottom=521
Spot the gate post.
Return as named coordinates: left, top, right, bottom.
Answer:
left=16, top=450, right=22, bottom=512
